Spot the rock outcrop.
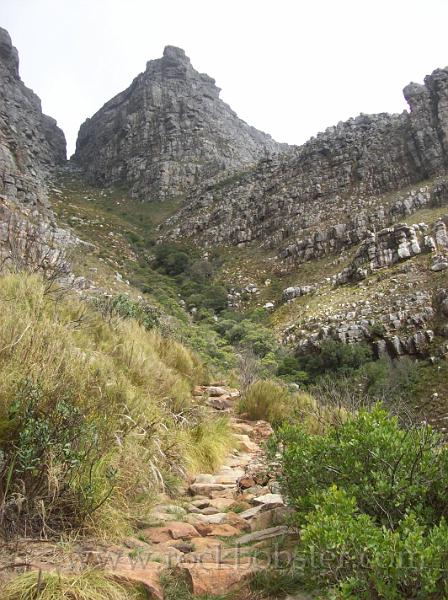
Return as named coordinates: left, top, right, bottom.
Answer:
left=280, top=213, right=448, bottom=359
left=0, top=27, right=66, bottom=206
left=335, top=218, right=448, bottom=284
left=162, top=67, right=448, bottom=268
left=0, top=27, right=70, bottom=273
left=73, top=46, right=284, bottom=201
left=283, top=278, right=438, bottom=360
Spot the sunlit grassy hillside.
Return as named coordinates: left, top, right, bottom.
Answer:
left=0, top=273, right=234, bottom=539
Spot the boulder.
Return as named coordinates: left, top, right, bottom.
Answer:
left=236, top=526, right=289, bottom=545
left=165, top=521, right=200, bottom=540
left=111, top=561, right=164, bottom=600
left=141, top=527, right=172, bottom=544
left=178, top=562, right=256, bottom=596
left=253, top=493, right=284, bottom=507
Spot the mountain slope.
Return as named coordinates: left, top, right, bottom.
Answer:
left=161, top=68, right=448, bottom=259
left=73, top=46, right=286, bottom=201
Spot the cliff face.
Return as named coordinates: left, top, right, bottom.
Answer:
left=0, top=27, right=70, bottom=274
left=0, top=27, right=66, bottom=207
left=162, top=67, right=448, bottom=265
left=73, top=46, right=285, bottom=201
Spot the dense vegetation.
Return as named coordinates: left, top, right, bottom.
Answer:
left=0, top=273, right=234, bottom=539
left=271, top=406, right=448, bottom=598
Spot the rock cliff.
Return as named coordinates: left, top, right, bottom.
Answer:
left=73, top=46, right=285, bottom=201
left=162, top=67, right=448, bottom=266
left=0, top=27, right=70, bottom=273
left=0, top=27, right=66, bottom=206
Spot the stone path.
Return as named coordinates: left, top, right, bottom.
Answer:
left=1, top=385, right=293, bottom=599
left=108, top=385, right=291, bottom=597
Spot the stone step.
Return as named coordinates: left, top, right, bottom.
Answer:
left=189, top=482, right=236, bottom=496
left=236, top=525, right=289, bottom=545
left=234, top=434, right=261, bottom=453
left=253, top=493, right=284, bottom=506
left=178, top=562, right=256, bottom=596
left=109, top=561, right=164, bottom=600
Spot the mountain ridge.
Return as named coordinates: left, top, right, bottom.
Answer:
left=73, top=45, right=286, bottom=201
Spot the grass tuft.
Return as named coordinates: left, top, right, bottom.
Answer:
left=3, top=570, right=145, bottom=600
left=237, top=380, right=290, bottom=425
left=185, top=417, right=236, bottom=475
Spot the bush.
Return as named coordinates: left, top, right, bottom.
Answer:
left=185, top=285, right=228, bottom=314
left=297, top=340, right=373, bottom=380
left=277, top=356, right=309, bottom=385
left=215, top=318, right=278, bottom=358
left=361, top=356, right=419, bottom=404
left=298, top=487, right=448, bottom=599
left=154, top=244, right=191, bottom=275
left=189, top=259, right=214, bottom=283
left=290, top=391, right=349, bottom=435
left=272, top=406, right=448, bottom=597
left=93, top=293, right=159, bottom=330
left=238, top=380, right=290, bottom=425
left=274, top=405, right=448, bottom=528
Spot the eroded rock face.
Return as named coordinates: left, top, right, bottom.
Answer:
left=0, top=27, right=66, bottom=207
left=0, top=27, right=69, bottom=272
left=73, top=46, right=284, bottom=201
left=162, top=66, right=448, bottom=265
left=334, top=217, right=448, bottom=284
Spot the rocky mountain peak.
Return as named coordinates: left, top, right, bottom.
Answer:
left=73, top=46, right=286, bottom=201
left=0, top=27, right=19, bottom=79
left=160, top=46, right=191, bottom=66
left=162, top=45, right=189, bottom=62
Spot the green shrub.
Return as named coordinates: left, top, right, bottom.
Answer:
left=360, top=356, right=420, bottom=403
left=297, top=340, right=373, bottom=380
left=276, top=406, right=448, bottom=597
left=187, top=285, right=228, bottom=313
left=93, top=293, right=159, bottom=330
left=215, top=318, right=278, bottom=358
left=189, top=259, right=214, bottom=283
left=273, top=405, right=448, bottom=528
left=3, top=379, right=105, bottom=531
left=368, top=321, right=387, bottom=339
left=154, top=244, right=191, bottom=275
left=298, top=487, right=448, bottom=599
left=277, top=356, right=309, bottom=385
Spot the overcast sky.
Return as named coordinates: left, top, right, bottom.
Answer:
left=2, top=0, right=448, bottom=156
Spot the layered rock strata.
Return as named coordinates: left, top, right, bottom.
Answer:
left=74, top=46, right=284, bottom=200
left=0, top=27, right=70, bottom=273
left=163, top=67, right=448, bottom=268
left=0, top=27, right=65, bottom=206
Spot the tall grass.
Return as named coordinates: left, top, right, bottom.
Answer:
left=238, top=380, right=349, bottom=431
left=185, top=417, right=236, bottom=474
left=237, top=380, right=290, bottom=425
left=0, top=273, right=232, bottom=538
left=3, top=570, right=145, bottom=600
